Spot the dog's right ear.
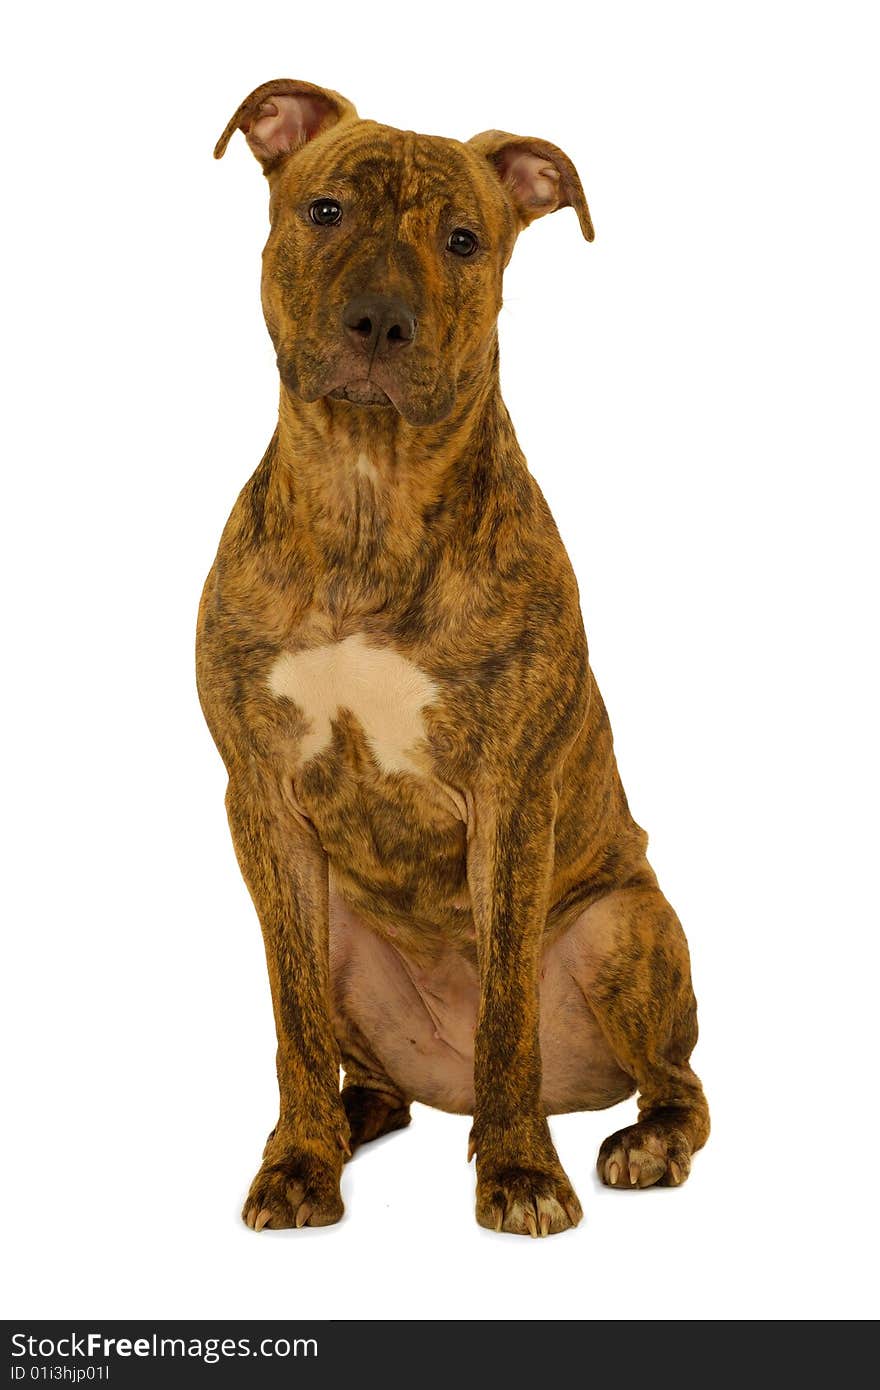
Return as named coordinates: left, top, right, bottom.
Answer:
left=214, top=78, right=357, bottom=172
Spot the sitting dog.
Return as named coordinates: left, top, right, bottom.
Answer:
left=197, top=78, right=709, bottom=1237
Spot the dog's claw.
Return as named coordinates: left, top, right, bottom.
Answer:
left=336, top=1131, right=352, bottom=1158
left=493, top=1205, right=504, bottom=1233
left=629, top=1160, right=641, bottom=1187
left=295, top=1202, right=313, bottom=1229
left=608, top=1160, right=620, bottom=1186
left=467, top=1138, right=476, bottom=1162
left=563, top=1200, right=582, bottom=1227
left=668, top=1160, right=682, bottom=1185
left=254, top=1207, right=273, bottom=1232
left=524, top=1208, right=538, bottom=1238
left=539, top=1209, right=551, bottom=1236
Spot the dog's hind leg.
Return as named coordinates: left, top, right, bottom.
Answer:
left=562, top=882, right=710, bottom=1188
left=337, top=1019, right=412, bottom=1157
left=341, top=1078, right=412, bottom=1156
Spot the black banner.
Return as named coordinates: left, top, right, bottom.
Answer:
left=0, top=1320, right=854, bottom=1384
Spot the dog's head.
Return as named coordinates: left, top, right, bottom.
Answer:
left=216, top=79, right=593, bottom=427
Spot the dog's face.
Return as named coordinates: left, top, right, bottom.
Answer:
left=260, top=123, right=518, bottom=427
left=216, top=80, right=594, bottom=426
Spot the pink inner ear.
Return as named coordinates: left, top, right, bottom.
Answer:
left=243, top=94, right=329, bottom=158
left=498, top=149, right=562, bottom=211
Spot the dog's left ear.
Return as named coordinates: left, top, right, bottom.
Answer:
left=468, top=130, right=594, bottom=241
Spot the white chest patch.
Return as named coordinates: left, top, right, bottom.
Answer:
left=267, top=633, right=438, bottom=776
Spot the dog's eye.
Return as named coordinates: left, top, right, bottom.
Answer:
left=309, top=199, right=343, bottom=227
left=447, top=228, right=479, bottom=257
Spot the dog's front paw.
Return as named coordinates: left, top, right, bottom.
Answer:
left=242, top=1144, right=344, bottom=1231
left=476, top=1159, right=582, bottom=1237
left=598, top=1122, right=691, bottom=1189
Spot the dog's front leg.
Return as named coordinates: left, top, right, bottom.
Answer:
left=467, top=783, right=581, bottom=1237
left=226, top=776, right=348, bottom=1230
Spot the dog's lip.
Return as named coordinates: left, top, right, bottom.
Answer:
left=327, top=377, right=392, bottom=406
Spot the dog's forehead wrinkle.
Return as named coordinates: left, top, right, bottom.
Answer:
left=321, top=125, right=487, bottom=217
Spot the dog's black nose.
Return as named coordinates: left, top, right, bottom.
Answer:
left=342, top=294, right=417, bottom=356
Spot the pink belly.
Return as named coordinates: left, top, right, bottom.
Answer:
left=329, top=894, right=634, bottom=1115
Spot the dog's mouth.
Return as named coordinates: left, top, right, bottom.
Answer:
left=281, top=350, right=454, bottom=426
left=327, top=379, right=392, bottom=407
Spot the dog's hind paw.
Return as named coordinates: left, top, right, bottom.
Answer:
left=598, top=1123, right=691, bottom=1190
left=341, top=1085, right=411, bottom=1156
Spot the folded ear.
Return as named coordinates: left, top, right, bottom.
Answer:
left=214, top=78, right=358, bottom=171
left=468, top=129, right=594, bottom=241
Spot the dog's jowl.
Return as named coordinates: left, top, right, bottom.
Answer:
left=197, top=78, right=710, bottom=1237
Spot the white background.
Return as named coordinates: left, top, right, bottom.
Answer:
left=2, top=1, right=877, bottom=1322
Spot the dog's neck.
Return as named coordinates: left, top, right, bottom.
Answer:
left=267, top=349, right=511, bottom=577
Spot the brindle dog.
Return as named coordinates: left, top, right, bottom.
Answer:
left=197, top=78, right=709, bottom=1237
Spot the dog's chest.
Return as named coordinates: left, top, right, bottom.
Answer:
left=266, top=630, right=438, bottom=779
left=261, top=621, right=470, bottom=928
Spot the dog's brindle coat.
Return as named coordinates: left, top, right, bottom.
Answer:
left=197, top=79, right=709, bottom=1237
